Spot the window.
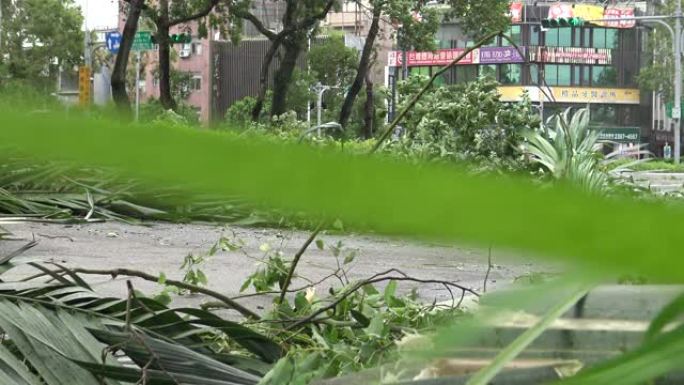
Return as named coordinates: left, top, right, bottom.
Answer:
left=544, top=64, right=571, bottom=86
left=530, top=64, right=540, bottom=84
left=574, top=28, right=581, bottom=46
left=410, top=66, right=430, bottom=77
left=558, top=28, right=572, bottom=46
left=591, top=105, right=617, bottom=126
left=545, top=29, right=559, bottom=46
left=583, top=28, right=591, bottom=47
left=480, top=64, right=497, bottom=79
left=573, top=66, right=581, bottom=85
left=483, top=36, right=497, bottom=47
left=545, top=64, right=558, bottom=85
left=557, top=64, right=571, bottom=85
left=500, top=64, right=521, bottom=84
left=190, top=76, right=202, bottom=91
left=592, top=66, right=617, bottom=86
left=592, top=28, right=619, bottom=49
left=192, top=42, right=203, bottom=55
left=502, top=25, right=522, bottom=46
left=582, top=66, right=591, bottom=86
left=530, top=26, right=540, bottom=46
left=606, top=29, right=618, bottom=49
left=456, top=66, right=477, bottom=83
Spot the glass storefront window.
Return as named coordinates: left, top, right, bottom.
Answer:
left=410, top=66, right=430, bottom=77
left=502, top=25, right=522, bottom=46
left=591, top=105, right=617, bottom=126
left=456, top=66, right=477, bottom=83
left=500, top=64, right=522, bottom=84
left=480, top=64, right=497, bottom=79
left=573, top=66, right=581, bottom=85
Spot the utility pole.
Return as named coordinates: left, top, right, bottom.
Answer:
left=135, top=50, right=141, bottom=121
left=673, top=0, right=682, bottom=163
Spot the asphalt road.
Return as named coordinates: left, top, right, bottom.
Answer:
left=0, top=221, right=554, bottom=319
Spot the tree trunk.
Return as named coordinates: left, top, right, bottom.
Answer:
left=270, top=41, right=302, bottom=117
left=111, top=0, right=144, bottom=117
left=157, top=24, right=176, bottom=110
left=157, top=0, right=176, bottom=110
left=363, top=73, right=374, bottom=139
left=338, top=5, right=381, bottom=128
left=252, top=37, right=283, bottom=121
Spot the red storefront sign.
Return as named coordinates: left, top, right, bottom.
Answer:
left=388, top=49, right=475, bottom=67
left=509, top=2, right=523, bottom=23
left=530, top=47, right=612, bottom=65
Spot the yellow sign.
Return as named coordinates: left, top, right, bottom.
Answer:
left=572, top=4, right=605, bottom=26
left=497, top=86, right=640, bottom=105
left=552, top=87, right=640, bottom=104
left=78, top=66, right=91, bottom=107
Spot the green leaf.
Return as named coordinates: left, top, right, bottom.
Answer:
left=365, top=313, right=385, bottom=337
left=645, top=292, right=684, bottom=341
left=350, top=309, right=371, bottom=327
left=315, top=239, right=324, bottom=250
left=343, top=250, right=356, bottom=265
left=258, top=356, right=294, bottom=385
left=384, top=280, right=398, bottom=304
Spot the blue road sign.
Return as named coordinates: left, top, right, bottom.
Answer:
left=105, top=31, right=122, bottom=54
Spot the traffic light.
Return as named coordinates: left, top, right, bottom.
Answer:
left=170, top=33, right=191, bottom=44
left=541, top=17, right=584, bottom=28
left=150, top=33, right=191, bottom=45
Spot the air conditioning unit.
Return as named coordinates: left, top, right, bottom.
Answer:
left=179, top=44, right=192, bottom=58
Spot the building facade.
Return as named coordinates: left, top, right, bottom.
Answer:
left=386, top=1, right=651, bottom=149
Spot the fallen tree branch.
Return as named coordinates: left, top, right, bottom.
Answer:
left=285, top=268, right=478, bottom=330
left=70, top=267, right=260, bottom=320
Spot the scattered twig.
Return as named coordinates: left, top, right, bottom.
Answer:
left=484, top=246, right=493, bottom=293
left=277, top=221, right=324, bottom=304
left=69, top=267, right=260, bottom=320
left=201, top=269, right=346, bottom=310
left=285, top=269, right=478, bottom=331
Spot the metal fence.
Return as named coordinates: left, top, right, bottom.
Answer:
left=210, top=38, right=324, bottom=122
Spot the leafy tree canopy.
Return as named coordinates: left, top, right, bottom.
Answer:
left=0, top=0, right=84, bottom=86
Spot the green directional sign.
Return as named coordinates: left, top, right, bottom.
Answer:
left=595, top=127, right=640, bottom=143
left=132, top=31, right=153, bottom=51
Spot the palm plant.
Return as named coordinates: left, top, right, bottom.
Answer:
left=0, top=245, right=281, bottom=385
left=523, top=108, right=648, bottom=192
